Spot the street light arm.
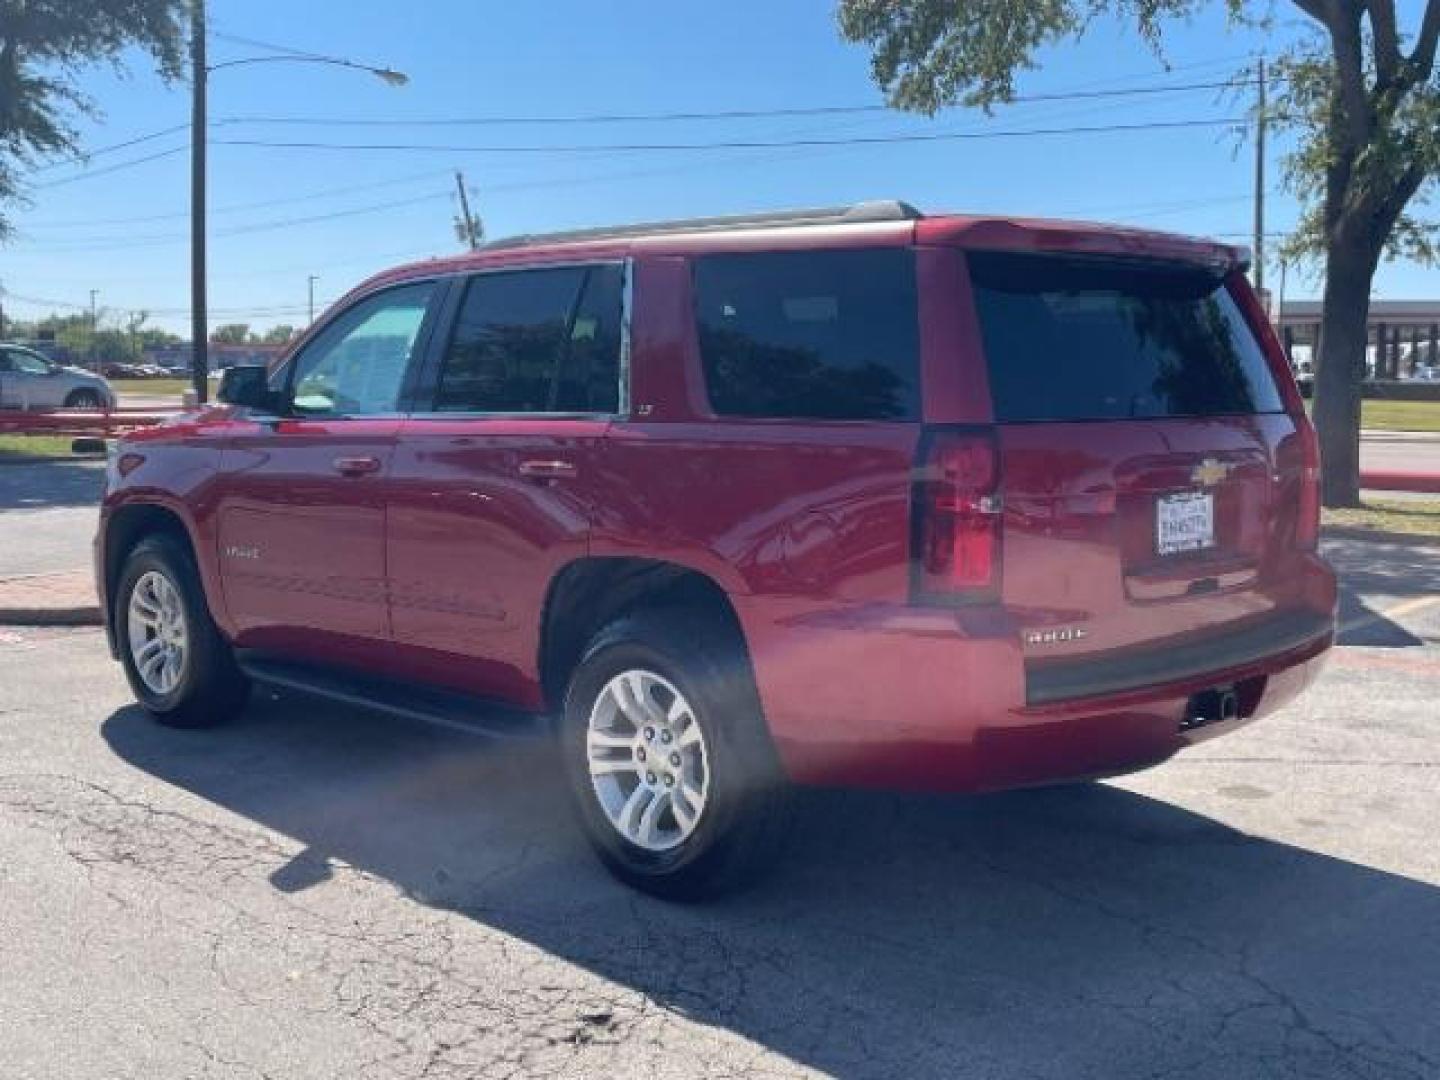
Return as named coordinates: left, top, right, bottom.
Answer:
left=207, top=54, right=409, bottom=85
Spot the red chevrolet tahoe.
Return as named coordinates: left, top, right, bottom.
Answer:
left=97, top=201, right=1336, bottom=898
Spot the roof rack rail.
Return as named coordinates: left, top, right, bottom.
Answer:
left=482, top=199, right=922, bottom=251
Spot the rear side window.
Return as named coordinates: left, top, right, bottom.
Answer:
left=435, top=264, right=622, bottom=413
left=970, top=253, right=1284, bottom=422
left=693, top=248, right=920, bottom=421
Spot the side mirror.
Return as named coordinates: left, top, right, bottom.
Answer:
left=217, top=364, right=284, bottom=412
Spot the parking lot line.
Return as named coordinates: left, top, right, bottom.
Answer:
left=1337, top=594, right=1440, bottom=636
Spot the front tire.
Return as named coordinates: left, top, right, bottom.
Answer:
left=560, top=609, right=790, bottom=901
left=116, top=534, right=249, bottom=728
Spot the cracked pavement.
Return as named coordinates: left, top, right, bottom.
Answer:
left=1, top=538, right=1438, bottom=1078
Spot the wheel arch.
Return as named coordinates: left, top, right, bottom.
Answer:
left=102, top=501, right=209, bottom=650
left=63, top=386, right=102, bottom=407
left=538, top=556, right=750, bottom=714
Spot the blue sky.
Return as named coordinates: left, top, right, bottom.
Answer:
left=3, top=0, right=1437, bottom=336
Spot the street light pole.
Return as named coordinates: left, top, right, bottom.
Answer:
left=187, top=25, right=406, bottom=406
left=190, top=0, right=208, bottom=403
left=308, top=274, right=318, bottom=324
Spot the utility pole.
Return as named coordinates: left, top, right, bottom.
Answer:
left=454, top=170, right=480, bottom=250
left=308, top=275, right=319, bottom=324
left=89, top=289, right=99, bottom=371
left=190, top=0, right=209, bottom=403
left=1252, top=56, right=1267, bottom=298
left=1277, top=257, right=1289, bottom=339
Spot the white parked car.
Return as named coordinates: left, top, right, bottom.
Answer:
left=0, top=344, right=116, bottom=411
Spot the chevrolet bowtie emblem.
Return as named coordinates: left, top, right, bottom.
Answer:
left=1191, top=458, right=1230, bottom=486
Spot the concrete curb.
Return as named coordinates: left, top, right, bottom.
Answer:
left=0, top=605, right=103, bottom=627
left=1322, top=524, right=1440, bottom=548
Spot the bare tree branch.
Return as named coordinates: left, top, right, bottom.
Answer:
left=1290, top=0, right=1336, bottom=26
left=1410, top=0, right=1440, bottom=79
left=1366, top=0, right=1401, bottom=85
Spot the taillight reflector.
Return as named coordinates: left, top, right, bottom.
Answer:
left=913, top=429, right=1002, bottom=601
left=1296, top=423, right=1321, bottom=550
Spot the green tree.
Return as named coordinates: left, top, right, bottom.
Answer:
left=838, top=0, right=1440, bottom=506
left=210, top=323, right=252, bottom=345
left=260, top=324, right=297, bottom=344
left=0, top=0, right=188, bottom=237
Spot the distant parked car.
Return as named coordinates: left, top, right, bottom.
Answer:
left=0, top=343, right=116, bottom=410
left=1409, top=365, right=1440, bottom=381
left=1292, top=359, right=1315, bottom=398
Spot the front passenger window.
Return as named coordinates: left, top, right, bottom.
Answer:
left=287, top=282, right=435, bottom=416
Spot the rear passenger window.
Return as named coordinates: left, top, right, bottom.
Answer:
left=434, top=264, right=622, bottom=413
left=693, top=249, right=920, bottom=421
left=970, top=252, right=1285, bottom=421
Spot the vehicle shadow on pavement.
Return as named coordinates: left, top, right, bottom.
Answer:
left=0, top=459, right=105, bottom=511
left=101, top=695, right=1440, bottom=1079
left=1324, top=533, right=1439, bottom=647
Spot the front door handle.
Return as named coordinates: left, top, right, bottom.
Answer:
left=333, top=455, right=382, bottom=477
left=518, top=459, right=577, bottom=481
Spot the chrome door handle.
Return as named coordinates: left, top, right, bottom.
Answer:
left=518, top=459, right=577, bottom=480
left=333, top=455, right=382, bottom=477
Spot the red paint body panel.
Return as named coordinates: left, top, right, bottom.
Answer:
left=385, top=418, right=610, bottom=707
left=215, top=417, right=400, bottom=648
left=97, top=211, right=1334, bottom=795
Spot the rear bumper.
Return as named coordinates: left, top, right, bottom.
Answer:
left=750, top=596, right=1335, bottom=794
left=1025, top=609, right=1333, bottom=705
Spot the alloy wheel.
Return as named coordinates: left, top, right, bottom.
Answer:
left=585, top=669, right=710, bottom=852
left=126, top=570, right=189, bottom=695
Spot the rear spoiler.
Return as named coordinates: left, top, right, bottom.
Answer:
left=918, top=216, right=1250, bottom=277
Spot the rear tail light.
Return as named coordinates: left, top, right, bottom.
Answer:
left=912, top=428, right=1002, bottom=602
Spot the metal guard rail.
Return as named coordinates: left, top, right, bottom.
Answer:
left=0, top=407, right=181, bottom=438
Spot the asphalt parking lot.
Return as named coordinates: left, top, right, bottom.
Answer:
left=1, top=470, right=1438, bottom=1078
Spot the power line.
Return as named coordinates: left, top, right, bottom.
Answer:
left=18, top=191, right=451, bottom=253
left=23, top=168, right=450, bottom=229
left=215, top=191, right=449, bottom=237
left=220, top=79, right=1249, bottom=129
left=30, top=145, right=189, bottom=189
left=19, top=67, right=1262, bottom=192
left=212, top=117, right=1248, bottom=156
left=29, top=124, right=190, bottom=173
left=210, top=30, right=333, bottom=60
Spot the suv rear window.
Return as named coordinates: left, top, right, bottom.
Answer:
left=694, top=249, right=920, bottom=421
left=970, top=253, right=1284, bottom=422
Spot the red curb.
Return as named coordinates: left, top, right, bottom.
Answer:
left=1360, top=471, right=1440, bottom=493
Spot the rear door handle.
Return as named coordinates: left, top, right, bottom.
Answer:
left=518, top=459, right=577, bottom=481
left=333, top=455, right=382, bottom=477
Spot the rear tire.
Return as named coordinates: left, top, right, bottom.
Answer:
left=64, top=388, right=102, bottom=410
left=559, top=608, right=790, bottom=901
left=116, top=534, right=249, bottom=728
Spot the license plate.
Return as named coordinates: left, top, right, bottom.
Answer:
left=1157, top=491, right=1214, bottom=556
